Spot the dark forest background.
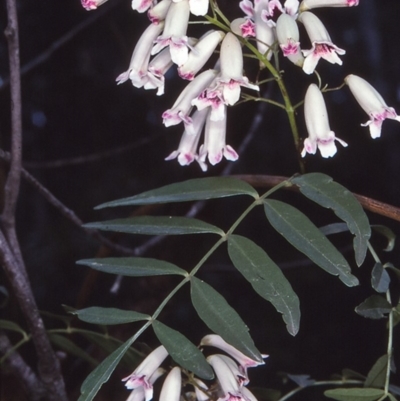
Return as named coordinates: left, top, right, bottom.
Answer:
left=0, top=0, right=400, bottom=400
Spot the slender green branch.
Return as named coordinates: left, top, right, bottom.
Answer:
left=384, top=287, right=393, bottom=395
left=278, top=380, right=364, bottom=401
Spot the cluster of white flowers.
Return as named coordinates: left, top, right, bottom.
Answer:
left=121, top=334, right=268, bottom=401
left=81, top=0, right=400, bottom=166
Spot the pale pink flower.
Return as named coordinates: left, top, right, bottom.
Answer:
left=122, top=346, right=169, bottom=401
left=300, top=11, right=345, bottom=74
left=148, top=0, right=172, bottom=24
left=159, top=367, right=181, bottom=401
left=165, top=108, right=209, bottom=168
left=200, top=334, right=267, bottom=376
left=151, top=0, right=192, bottom=65
left=261, top=0, right=299, bottom=27
left=198, top=105, right=239, bottom=166
left=126, top=369, right=165, bottom=401
left=131, top=0, right=156, bottom=13
left=302, top=84, right=347, bottom=157
left=276, top=14, right=304, bottom=66
left=178, top=30, right=225, bottom=80
left=345, top=74, right=400, bottom=138
left=81, top=0, right=109, bottom=10
left=116, top=22, right=164, bottom=88
left=300, top=0, right=359, bottom=11
left=162, top=69, right=218, bottom=126
left=230, top=18, right=256, bottom=38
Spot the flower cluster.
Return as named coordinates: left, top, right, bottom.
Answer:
left=122, top=334, right=268, bottom=401
left=81, top=0, right=400, bottom=165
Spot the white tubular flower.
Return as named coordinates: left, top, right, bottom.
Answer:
left=219, top=32, right=259, bottom=105
left=152, top=0, right=191, bottom=65
left=178, top=30, right=225, bottom=80
left=81, top=0, right=109, bottom=10
left=122, top=346, right=169, bottom=401
left=193, top=379, right=209, bottom=401
left=145, top=48, right=174, bottom=95
left=199, top=105, right=239, bottom=166
left=230, top=18, right=255, bottom=38
left=299, top=11, right=345, bottom=74
left=345, top=74, right=400, bottom=138
left=214, top=354, right=249, bottom=386
left=148, top=0, right=172, bottom=24
left=162, top=69, right=218, bottom=126
left=302, top=84, right=347, bottom=157
left=132, top=0, right=156, bottom=13
left=300, top=0, right=359, bottom=12
left=188, top=0, right=209, bottom=16
left=207, top=355, right=250, bottom=401
left=165, top=108, right=209, bottom=167
left=116, top=22, right=164, bottom=87
left=240, top=387, right=258, bottom=401
left=159, top=367, right=182, bottom=401
left=261, top=0, right=299, bottom=27
left=200, top=334, right=267, bottom=376
left=126, top=368, right=165, bottom=401
left=276, top=14, right=304, bottom=67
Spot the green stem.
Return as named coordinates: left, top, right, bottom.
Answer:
left=278, top=380, right=364, bottom=401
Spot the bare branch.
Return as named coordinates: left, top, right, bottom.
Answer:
left=0, top=331, right=46, bottom=401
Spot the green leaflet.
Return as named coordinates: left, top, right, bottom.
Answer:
left=78, top=335, right=137, bottom=401
left=364, top=354, right=388, bottom=389
left=355, top=295, right=392, bottom=319
left=263, top=199, right=359, bottom=287
left=190, top=276, right=263, bottom=363
left=72, top=307, right=150, bottom=325
left=152, top=320, right=214, bottom=380
left=76, top=257, right=186, bottom=277
left=292, top=173, right=370, bottom=266
left=227, top=235, right=300, bottom=336
left=84, top=216, right=224, bottom=236
left=324, top=388, right=385, bottom=401
left=95, top=177, right=258, bottom=209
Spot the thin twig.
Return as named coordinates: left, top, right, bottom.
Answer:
left=0, top=331, right=46, bottom=401
left=0, top=0, right=123, bottom=91
left=0, top=149, right=139, bottom=256
left=23, top=133, right=162, bottom=169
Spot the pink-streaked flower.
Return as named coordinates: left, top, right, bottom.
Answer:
left=126, top=368, right=165, bottom=401
left=165, top=108, right=209, bottom=168
left=132, top=0, right=156, bottom=13
left=148, top=0, right=172, bottom=24
left=200, top=335, right=267, bottom=376
left=214, top=354, right=249, bottom=386
left=207, top=355, right=251, bottom=401
left=230, top=18, right=256, bottom=38
left=299, top=11, right=345, bottom=74
left=276, top=14, right=304, bottom=67
left=193, top=32, right=259, bottom=114
left=159, top=367, right=181, bottom=401
left=240, top=0, right=275, bottom=61
left=299, top=0, right=359, bottom=12
left=145, top=48, right=174, bottom=95
left=116, top=22, right=164, bottom=88
left=302, top=84, right=347, bottom=157
left=240, top=387, right=258, bottom=401
left=81, top=0, right=109, bottom=10
left=261, top=0, right=299, bottom=27
left=151, top=0, right=191, bottom=65
left=178, top=30, right=225, bottom=80
left=199, top=105, right=239, bottom=166
left=122, top=346, right=169, bottom=401
left=345, top=74, right=400, bottom=139
left=162, top=69, right=218, bottom=126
